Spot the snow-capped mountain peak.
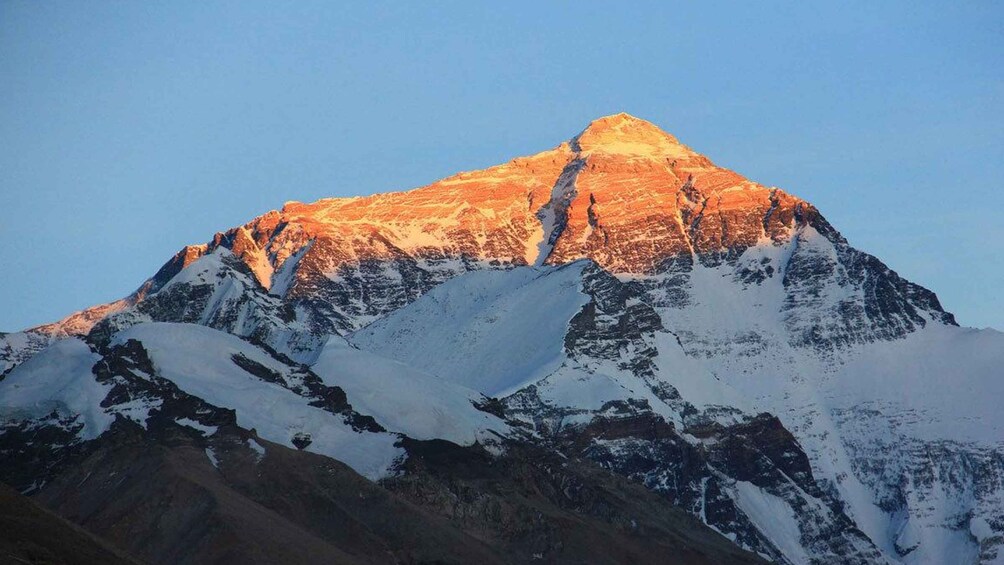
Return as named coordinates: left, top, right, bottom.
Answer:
left=1, top=115, right=1000, bottom=565
left=572, top=112, right=697, bottom=159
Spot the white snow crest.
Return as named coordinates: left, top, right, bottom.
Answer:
left=313, top=336, right=509, bottom=445
left=114, top=323, right=404, bottom=480
left=0, top=338, right=112, bottom=440
left=351, top=264, right=591, bottom=397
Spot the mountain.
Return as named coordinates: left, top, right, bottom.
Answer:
left=0, top=482, right=142, bottom=565
left=2, top=113, right=1001, bottom=565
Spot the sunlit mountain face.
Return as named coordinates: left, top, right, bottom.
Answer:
left=2, top=115, right=1001, bottom=565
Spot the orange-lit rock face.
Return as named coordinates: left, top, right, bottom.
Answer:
left=545, top=114, right=808, bottom=272
left=34, top=113, right=818, bottom=336
left=275, top=146, right=573, bottom=267
left=229, top=113, right=810, bottom=281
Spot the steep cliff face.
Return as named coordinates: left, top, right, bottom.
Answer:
left=2, top=114, right=999, bottom=565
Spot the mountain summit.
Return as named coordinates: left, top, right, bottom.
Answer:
left=572, top=112, right=696, bottom=158
left=1, top=115, right=1001, bottom=565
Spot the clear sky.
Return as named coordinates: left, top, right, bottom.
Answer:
left=1, top=2, right=1002, bottom=331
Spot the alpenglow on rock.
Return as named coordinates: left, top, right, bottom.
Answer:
left=2, top=114, right=1002, bottom=565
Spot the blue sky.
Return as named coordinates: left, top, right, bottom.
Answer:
left=1, top=2, right=1001, bottom=330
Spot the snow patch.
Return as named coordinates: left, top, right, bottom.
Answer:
left=0, top=339, right=112, bottom=440
left=205, top=447, right=220, bottom=469
left=247, top=438, right=266, bottom=461
left=175, top=417, right=218, bottom=436
left=313, top=337, right=508, bottom=444
left=351, top=263, right=591, bottom=397
left=731, top=481, right=810, bottom=565
left=114, top=323, right=403, bottom=480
